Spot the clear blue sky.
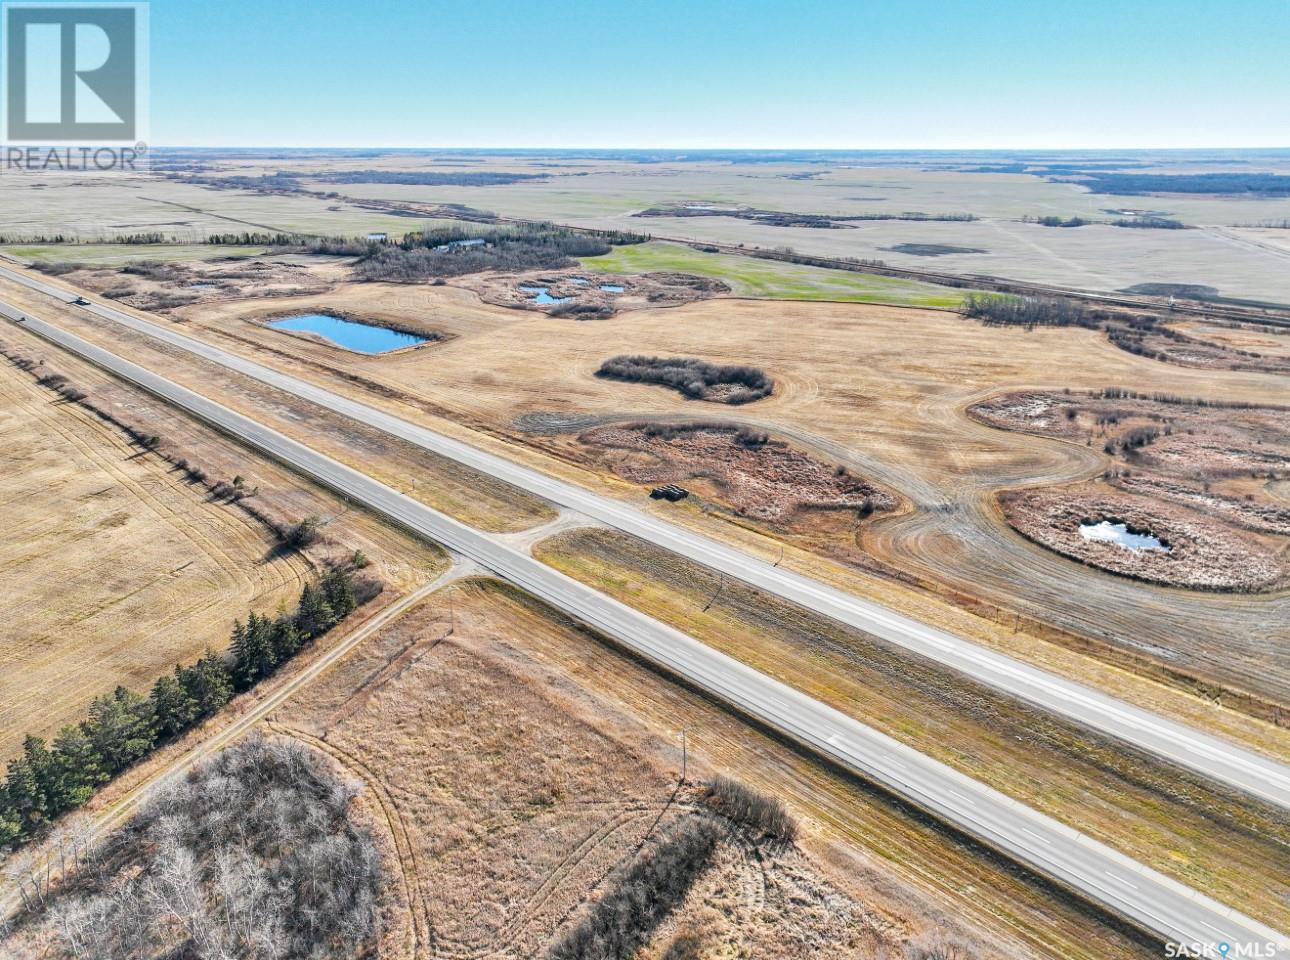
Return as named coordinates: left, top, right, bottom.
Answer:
left=146, top=0, right=1289, bottom=149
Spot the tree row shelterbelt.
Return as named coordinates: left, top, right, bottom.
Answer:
left=0, top=564, right=375, bottom=850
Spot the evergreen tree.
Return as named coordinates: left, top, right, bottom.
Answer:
left=49, top=724, right=106, bottom=811
left=84, top=687, right=156, bottom=775
left=229, top=618, right=248, bottom=673
left=3, top=742, right=49, bottom=829
left=233, top=613, right=277, bottom=688
left=296, top=582, right=335, bottom=638
left=270, top=615, right=304, bottom=662
left=0, top=809, right=20, bottom=848
left=151, top=674, right=199, bottom=739
left=179, top=650, right=233, bottom=716
left=321, top=568, right=357, bottom=619
left=22, top=735, right=57, bottom=807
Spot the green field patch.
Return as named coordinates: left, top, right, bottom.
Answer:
left=579, top=241, right=971, bottom=307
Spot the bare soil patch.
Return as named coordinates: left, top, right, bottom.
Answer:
left=580, top=422, right=899, bottom=521
left=882, top=243, right=988, bottom=256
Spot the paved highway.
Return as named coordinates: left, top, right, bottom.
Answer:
left=2, top=262, right=1287, bottom=811
left=3, top=300, right=1287, bottom=956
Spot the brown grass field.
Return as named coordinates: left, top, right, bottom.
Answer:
left=6, top=263, right=1287, bottom=737
left=532, top=527, right=1290, bottom=934
left=1, top=219, right=1286, bottom=958
left=0, top=322, right=445, bottom=761
left=129, top=275, right=1288, bottom=709
left=271, top=578, right=1161, bottom=960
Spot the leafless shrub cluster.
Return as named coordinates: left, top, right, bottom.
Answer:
left=120, top=260, right=188, bottom=281
left=31, top=261, right=79, bottom=276
left=960, top=293, right=1094, bottom=329
left=548, top=302, right=615, bottom=319
left=545, top=814, right=722, bottom=960
left=9, top=737, right=382, bottom=960
left=904, top=935, right=975, bottom=960
left=702, top=776, right=798, bottom=842
left=1098, top=386, right=1279, bottom=411
left=596, top=355, right=774, bottom=404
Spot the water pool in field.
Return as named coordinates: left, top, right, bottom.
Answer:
left=1079, top=520, right=1171, bottom=552
left=518, top=285, right=572, bottom=305
left=599, top=284, right=625, bottom=293
left=267, top=313, right=428, bottom=353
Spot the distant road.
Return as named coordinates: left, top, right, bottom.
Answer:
left=1, top=261, right=1286, bottom=812
left=4, top=300, right=1286, bottom=955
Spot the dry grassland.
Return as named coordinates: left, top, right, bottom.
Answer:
left=273, top=578, right=1159, bottom=960
left=222, top=285, right=1284, bottom=704
left=1170, top=319, right=1290, bottom=359
left=0, top=276, right=556, bottom=534
left=532, top=527, right=1290, bottom=934
left=0, top=323, right=445, bottom=761
left=17, top=262, right=1288, bottom=721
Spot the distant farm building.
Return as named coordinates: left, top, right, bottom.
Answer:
left=434, top=237, right=487, bottom=252
left=366, top=232, right=388, bottom=242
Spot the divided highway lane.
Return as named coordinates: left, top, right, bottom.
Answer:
left=5, top=303, right=1286, bottom=956
left=2, top=262, right=1287, bottom=810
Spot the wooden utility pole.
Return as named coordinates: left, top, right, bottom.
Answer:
left=680, top=727, right=688, bottom=785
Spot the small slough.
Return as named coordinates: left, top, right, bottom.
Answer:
left=518, top=285, right=572, bottom=305
left=268, top=313, right=429, bottom=353
left=1079, top=520, right=1171, bottom=552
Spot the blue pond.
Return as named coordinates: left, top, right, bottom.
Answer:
left=599, top=284, right=625, bottom=293
left=1079, top=520, right=1170, bottom=552
left=268, top=313, right=428, bottom=354
left=519, top=285, right=572, bottom=305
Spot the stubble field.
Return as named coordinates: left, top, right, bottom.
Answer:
left=0, top=320, right=445, bottom=761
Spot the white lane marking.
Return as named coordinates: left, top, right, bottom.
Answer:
left=1106, top=872, right=1138, bottom=891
